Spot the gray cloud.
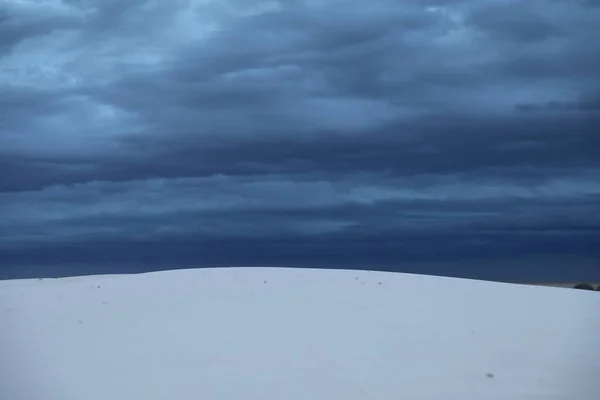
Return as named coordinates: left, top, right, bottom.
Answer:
left=0, top=0, right=599, bottom=278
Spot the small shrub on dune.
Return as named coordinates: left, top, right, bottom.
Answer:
left=573, top=283, right=595, bottom=291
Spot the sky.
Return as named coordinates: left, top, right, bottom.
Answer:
left=0, top=0, right=599, bottom=281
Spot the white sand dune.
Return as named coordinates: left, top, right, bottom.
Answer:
left=1, top=267, right=599, bottom=399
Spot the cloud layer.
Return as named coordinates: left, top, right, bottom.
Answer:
left=1, top=0, right=599, bottom=278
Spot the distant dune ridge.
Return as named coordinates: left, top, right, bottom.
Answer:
left=526, top=282, right=600, bottom=290
left=1, top=267, right=599, bottom=400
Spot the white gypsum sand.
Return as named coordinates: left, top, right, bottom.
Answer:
left=1, top=267, right=599, bottom=400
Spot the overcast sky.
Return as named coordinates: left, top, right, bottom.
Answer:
left=1, top=0, right=599, bottom=280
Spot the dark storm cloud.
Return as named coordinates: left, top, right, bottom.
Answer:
left=0, top=0, right=599, bottom=277
left=0, top=1, right=82, bottom=54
